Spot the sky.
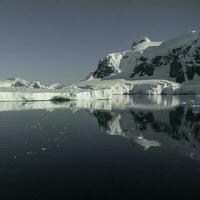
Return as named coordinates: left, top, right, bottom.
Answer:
left=0, top=0, right=199, bottom=84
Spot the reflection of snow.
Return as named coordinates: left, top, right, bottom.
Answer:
left=135, top=136, right=161, bottom=150
left=0, top=95, right=186, bottom=112
left=106, top=115, right=122, bottom=136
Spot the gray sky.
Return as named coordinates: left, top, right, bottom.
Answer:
left=0, top=0, right=199, bottom=84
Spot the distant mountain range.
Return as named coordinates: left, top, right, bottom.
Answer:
left=0, top=77, right=67, bottom=90
left=0, top=77, right=47, bottom=89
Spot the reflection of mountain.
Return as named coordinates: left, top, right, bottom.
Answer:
left=131, top=106, right=200, bottom=143
left=93, top=110, right=161, bottom=150
left=92, top=104, right=200, bottom=160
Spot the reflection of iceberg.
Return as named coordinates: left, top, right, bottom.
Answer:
left=0, top=100, right=112, bottom=112
left=0, top=95, right=187, bottom=112
left=0, top=101, right=67, bottom=112
left=112, top=95, right=180, bottom=110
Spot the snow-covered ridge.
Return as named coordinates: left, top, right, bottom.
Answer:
left=131, top=37, right=162, bottom=52
left=91, top=36, right=162, bottom=79
left=90, top=30, right=200, bottom=84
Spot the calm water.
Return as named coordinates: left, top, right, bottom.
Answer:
left=0, top=96, right=200, bottom=200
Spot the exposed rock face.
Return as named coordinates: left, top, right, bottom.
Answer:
left=93, top=59, right=117, bottom=79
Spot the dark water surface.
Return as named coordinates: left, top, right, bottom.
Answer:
left=0, top=96, right=200, bottom=200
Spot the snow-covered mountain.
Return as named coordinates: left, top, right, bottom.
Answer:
left=90, top=31, right=200, bottom=84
